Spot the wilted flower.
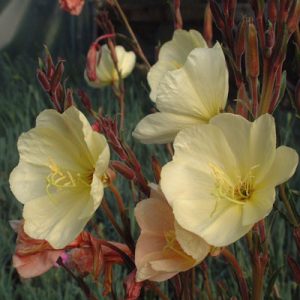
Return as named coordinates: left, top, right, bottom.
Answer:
left=9, top=106, right=110, bottom=249
left=135, top=185, right=210, bottom=282
left=161, top=113, right=298, bottom=247
left=11, top=220, right=64, bottom=278
left=59, top=0, right=85, bottom=16
left=148, top=29, right=207, bottom=101
left=133, top=43, right=228, bottom=144
left=85, top=44, right=136, bottom=88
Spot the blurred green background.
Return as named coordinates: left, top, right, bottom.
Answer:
left=1, top=0, right=300, bottom=299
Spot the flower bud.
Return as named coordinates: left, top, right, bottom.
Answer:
left=228, top=0, right=237, bottom=28
left=51, top=61, right=64, bottom=92
left=65, top=88, right=74, bottom=109
left=235, top=18, right=246, bottom=57
left=246, top=20, right=260, bottom=78
left=37, top=69, right=51, bottom=92
left=268, top=0, right=278, bottom=23
left=86, top=43, right=100, bottom=82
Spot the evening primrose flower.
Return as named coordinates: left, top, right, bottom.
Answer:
left=148, top=29, right=207, bottom=101
left=135, top=185, right=210, bottom=282
left=161, top=113, right=298, bottom=247
left=9, top=106, right=110, bottom=249
left=85, top=44, right=136, bottom=88
left=133, top=43, right=228, bottom=144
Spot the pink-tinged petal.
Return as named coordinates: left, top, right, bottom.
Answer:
left=13, top=250, right=63, bottom=278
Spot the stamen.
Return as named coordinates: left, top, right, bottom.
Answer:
left=46, top=159, right=91, bottom=198
left=210, top=163, right=256, bottom=216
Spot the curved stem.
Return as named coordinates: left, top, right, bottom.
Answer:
left=222, top=248, right=249, bottom=300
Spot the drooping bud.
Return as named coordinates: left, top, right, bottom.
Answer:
left=246, top=20, right=260, bottom=78
left=86, top=43, right=100, bottom=82
left=111, top=161, right=135, bottom=180
left=37, top=70, right=51, bottom=92
left=209, top=0, right=225, bottom=30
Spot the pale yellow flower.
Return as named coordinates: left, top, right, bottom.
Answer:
left=148, top=29, right=207, bottom=101
left=9, top=106, right=110, bottom=249
left=85, top=44, right=136, bottom=88
left=135, top=184, right=210, bottom=282
left=161, top=113, right=298, bottom=247
left=133, top=43, right=228, bottom=144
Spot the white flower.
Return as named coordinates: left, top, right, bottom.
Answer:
left=9, top=106, right=110, bottom=249
left=85, top=44, right=136, bottom=88
left=148, top=29, right=207, bottom=101
left=133, top=43, right=228, bottom=144
left=160, top=113, right=298, bottom=247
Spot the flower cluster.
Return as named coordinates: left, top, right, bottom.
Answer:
left=8, top=2, right=300, bottom=297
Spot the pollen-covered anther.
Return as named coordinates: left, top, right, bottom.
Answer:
left=46, top=159, right=91, bottom=196
left=210, top=163, right=255, bottom=205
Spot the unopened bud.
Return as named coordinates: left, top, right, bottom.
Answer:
left=228, top=0, right=237, bottom=28
left=78, top=89, right=92, bottom=112
left=246, top=21, right=260, bottom=78
left=111, top=161, right=135, bottom=180
left=265, top=25, right=275, bottom=57
left=65, top=88, right=74, bottom=108
left=51, top=61, right=64, bottom=92
left=235, top=18, right=246, bottom=57
left=209, top=0, right=225, bottom=30
left=86, top=43, right=100, bottom=82
left=203, top=4, right=213, bottom=46
left=37, top=69, right=51, bottom=92
left=268, top=0, right=277, bottom=23
left=287, top=0, right=300, bottom=33
left=45, top=50, right=55, bottom=79
left=151, top=156, right=161, bottom=183
left=54, top=83, right=64, bottom=103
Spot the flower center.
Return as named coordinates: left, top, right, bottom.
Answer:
left=163, top=230, right=194, bottom=263
left=46, top=159, right=92, bottom=196
left=210, top=163, right=256, bottom=206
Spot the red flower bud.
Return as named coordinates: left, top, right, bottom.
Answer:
left=50, top=61, right=64, bottom=92
left=209, top=0, right=225, bottom=30
left=78, top=89, right=92, bottom=112
left=268, top=0, right=278, bottom=24
left=86, top=43, right=100, bottom=82
left=246, top=20, right=260, bottom=78
left=59, top=0, right=85, bottom=16
left=151, top=155, right=161, bottom=183
left=37, top=70, right=51, bottom=92
left=235, top=18, right=246, bottom=57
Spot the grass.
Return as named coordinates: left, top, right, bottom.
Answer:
left=0, top=52, right=300, bottom=299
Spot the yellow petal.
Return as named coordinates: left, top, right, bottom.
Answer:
left=156, top=45, right=228, bottom=121
left=258, top=146, right=299, bottom=188
left=148, top=29, right=207, bottom=101
left=242, top=187, right=275, bottom=225
left=23, top=188, right=93, bottom=249
left=133, top=112, right=201, bottom=144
